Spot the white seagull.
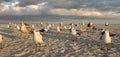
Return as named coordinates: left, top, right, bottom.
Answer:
left=57, top=26, right=61, bottom=32
left=16, top=25, right=20, bottom=30
left=33, top=30, right=44, bottom=51
left=70, top=27, right=79, bottom=42
left=7, top=24, right=11, bottom=28
left=71, top=27, right=77, bottom=36
left=87, top=21, right=94, bottom=28
left=105, top=22, right=109, bottom=26
left=101, top=30, right=111, bottom=43
left=100, top=30, right=111, bottom=50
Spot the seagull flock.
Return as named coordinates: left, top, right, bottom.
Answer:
left=0, top=21, right=115, bottom=52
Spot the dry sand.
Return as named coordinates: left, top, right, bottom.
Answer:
left=0, top=23, right=120, bottom=57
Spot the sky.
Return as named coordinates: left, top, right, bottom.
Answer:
left=0, top=0, right=120, bottom=18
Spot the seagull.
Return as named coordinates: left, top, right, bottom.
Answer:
left=40, top=26, right=50, bottom=32
left=69, top=23, right=74, bottom=26
left=81, top=21, right=85, bottom=26
left=20, top=23, right=32, bottom=33
left=80, top=23, right=86, bottom=32
left=60, top=22, right=63, bottom=26
left=74, top=24, right=77, bottom=26
left=48, top=24, right=52, bottom=29
left=64, top=26, right=67, bottom=29
left=92, top=25, right=97, bottom=30
left=7, top=24, right=11, bottom=28
left=71, top=27, right=77, bottom=35
left=16, top=25, right=20, bottom=30
left=87, top=21, right=94, bottom=28
left=33, top=30, right=44, bottom=51
left=14, top=23, right=17, bottom=27
left=105, top=22, right=109, bottom=26
left=70, top=27, right=79, bottom=42
left=100, top=30, right=111, bottom=50
left=57, top=26, right=61, bottom=32
left=31, top=24, right=35, bottom=28
left=0, top=35, right=3, bottom=49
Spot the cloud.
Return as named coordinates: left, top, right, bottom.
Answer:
left=48, top=8, right=120, bottom=17
left=0, top=2, right=47, bottom=15
left=0, top=0, right=120, bottom=17
left=0, top=3, right=9, bottom=12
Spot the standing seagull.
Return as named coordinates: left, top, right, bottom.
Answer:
left=87, top=21, right=94, bottom=28
left=20, top=23, right=32, bottom=33
left=16, top=25, right=20, bottom=30
left=33, top=30, right=44, bottom=51
left=57, top=26, right=61, bottom=32
left=64, top=26, right=67, bottom=29
left=0, top=35, right=3, bottom=49
left=71, top=27, right=77, bottom=35
left=105, top=22, right=109, bottom=26
left=100, top=30, right=111, bottom=50
left=7, top=24, right=11, bottom=28
left=80, top=22, right=86, bottom=32
left=70, top=27, right=78, bottom=42
left=40, top=26, right=50, bottom=32
left=31, top=25, right=35, bottom=28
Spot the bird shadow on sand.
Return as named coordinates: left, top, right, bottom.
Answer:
left=0, top=33, right=16, bottom=39
left=42, top=30, right=73, bottom=41
left=75, top=37, right=118, bottom=56
left=0, top=28, right=13, bottom=33
left=110, top=43, right=120, bottom=52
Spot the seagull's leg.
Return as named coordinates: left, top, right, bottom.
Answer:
left=106, top=43, right=110, bottom=50
left=35, top=43, right=38, bottom=52
left=106, top=44, right=109, bottom=50
left=0, top=43, right=3, bottom=49
left=100, top=42, right=102, bottom=49
left=38, top=43, right=41, bottom=51
left=1, top=43, right=3, bottom=49
left=100, top=42, right=104, bottom=50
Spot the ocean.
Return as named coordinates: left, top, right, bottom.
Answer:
left=0, top=15, right=119, bottom=24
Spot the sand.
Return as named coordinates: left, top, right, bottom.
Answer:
left=0, top=23, right=120, bottom=57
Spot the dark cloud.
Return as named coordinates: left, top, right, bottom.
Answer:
left=4, top=0, right=12, bottom=2
left=88, top=0, right=120, bottom=11
left=0, top=0, right=12, bottom=2
left=0, top=0, right=120, bottom=17
left=47, top=0, right=81, bottom=9
left=13, top=0, right=120, bottom=12
left=46, top=0, right=96, bottom=9
left=45, top=0, right=120, bottom=12
left=17, top=0, right=44, bottom=7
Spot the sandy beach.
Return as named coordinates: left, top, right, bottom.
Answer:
left=0, top=23, right=120, bottom=57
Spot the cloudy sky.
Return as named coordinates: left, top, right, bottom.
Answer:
left=0, top=0, right=120, bottom=17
